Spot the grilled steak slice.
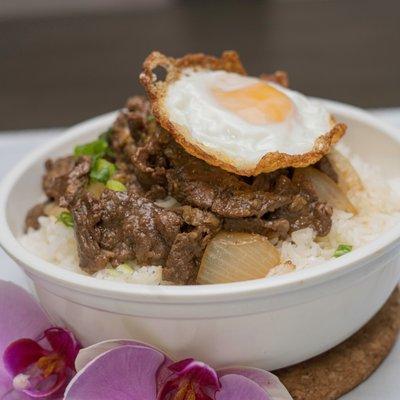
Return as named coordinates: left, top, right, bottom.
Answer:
left=71, top=190, right=182, bottom=273
left=71, top=190, right=220, bottom=283
left=269, top=172, right=333, bottom=236
left=166, top=155, right=290, bottom=218
left=43, top=155, right=91, bottom=207
left=110, top=96, right=169, bottom=194
left=164, top=206, right=221, bottom=284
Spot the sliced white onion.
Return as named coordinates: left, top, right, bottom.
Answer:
left=155, top=196, right=179, bottom=209
left=327, top=149, right=364, bottom=193
left=295, top=167, right=357, bottom=214
left=197, top=232, right=280, bottom=285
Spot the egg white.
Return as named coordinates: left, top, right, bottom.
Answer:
left=165, top=69, right=331, bottom=168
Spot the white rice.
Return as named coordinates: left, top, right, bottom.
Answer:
left=268, top=145, right=400, bottom=276
left=19, top=216, right=163, bottom=285
left=20, top=215, right=79, bottom=271
left=20, top=148, right=400, bottom=284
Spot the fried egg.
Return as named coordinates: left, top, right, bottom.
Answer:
left=141, top=51, right=346, bottom=175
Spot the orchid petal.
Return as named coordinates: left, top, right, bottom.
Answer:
left=0, top=282, right=68, bottom=400
left=156, top=379, right=178, bottom=400
left=0, top=374, right=13, bottom=398
left=169, top=358, right=221, bottom=389
left=216, top=374, right=270, bottom=400
left=0, top=385, right=32, bottom=400
left=74, top=339, right=174, bottom=390
left=0, top=281, right=50, bottom=398
left=3, top=339, right=47, bottom=376
left=218, top=368, right=293, bottom=400
left=74, top=340, right=146, bottom=372
left=64, top=345, right=165, bottom=400
left=0, top=281, right=51, bottom=360
left=44, top=328, right=81, bottom=370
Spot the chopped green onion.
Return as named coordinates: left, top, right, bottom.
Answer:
left=57, top=211, right=74, bottom=228
left=106, top=179, right=127, bottom=192
left=90, top=158, right=116, bottom=184
left=334, top=244, right=353, bottom=257
left=90, top=168, right=109, bottom=184
left=104, top=268, right=120, bottom=278
left=74, top=139, right=108, bottom=158
left=147, top=115, right=155, bottom=122
left=116, top=264, right=134, bottom=274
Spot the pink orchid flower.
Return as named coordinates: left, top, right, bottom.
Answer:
left=0, top=281, right=81, bottom=399
left=64, top=340, right=293, bottom=400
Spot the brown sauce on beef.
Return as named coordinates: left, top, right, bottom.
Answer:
left=26, top=96, right=334, bottom=284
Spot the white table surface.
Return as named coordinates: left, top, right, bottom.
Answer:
left=0, top=109, right=399, bottom=399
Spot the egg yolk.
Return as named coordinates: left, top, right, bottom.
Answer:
left=212, top=82, right=293, bottom=124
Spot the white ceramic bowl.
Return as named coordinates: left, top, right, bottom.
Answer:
left=1, top=100, right=400, bottom=371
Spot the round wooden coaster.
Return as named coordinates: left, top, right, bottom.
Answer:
left=275, top=287, right=400, bottom=400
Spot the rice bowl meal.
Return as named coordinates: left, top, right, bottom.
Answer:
left=2, top=51, right=400, bottom=369
left=19, top=51, right=400, bottom=286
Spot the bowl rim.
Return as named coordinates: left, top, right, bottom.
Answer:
left=1, top=99, right=400, bottom=302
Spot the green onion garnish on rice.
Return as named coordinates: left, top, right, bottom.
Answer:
left=75, top=133, right=118, bottom=185
left=333, top=244, right=353, bottom=257
left=90, top=158, right=116, bottom=184
left=106, top=179, right=127, bottom=192
left=116, top=264, right=134, bottom=273
left=57, top=211, right=74, bottom=228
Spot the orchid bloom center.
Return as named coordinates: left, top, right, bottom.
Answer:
left=172, top=379, right=202, bottom=400
left=36, top=353, right=65, bottom=377
left=158, top=359, right=220, bottom=400
left=12, top=352, right=65, bottom=393
left=5, top=328, right=81, bottom=397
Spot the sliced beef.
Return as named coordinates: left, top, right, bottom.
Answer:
left=223, top=170, right=332, bottom=238
left=272, top=198, right=332, bottom=236
left=110, top=97, right=334, bottom=237
left=178, top=205, right=221, bottom=229
left=223, top=218, right=290, bottom=240
left=130, top=134, right=168, bottom=193
left=309, top=202, right=333, bottom=236
left=269, top=172, right=333, bottom=236
left=165, top=228, right=209, bottom=284
left=71, top=190, right=220, bottom=283
left=164, top=206, right=221, bottom=284
left=70, top=194, right=109, bottom=273
left=25, top=203, right=47, bottom=231
left=43, top=156, right=91, bottom=207
left=166, top=157, right=290, bottom=218
left=71, top=190, right=182, bottom=273
left=110, top=96, right=169, bottom=195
